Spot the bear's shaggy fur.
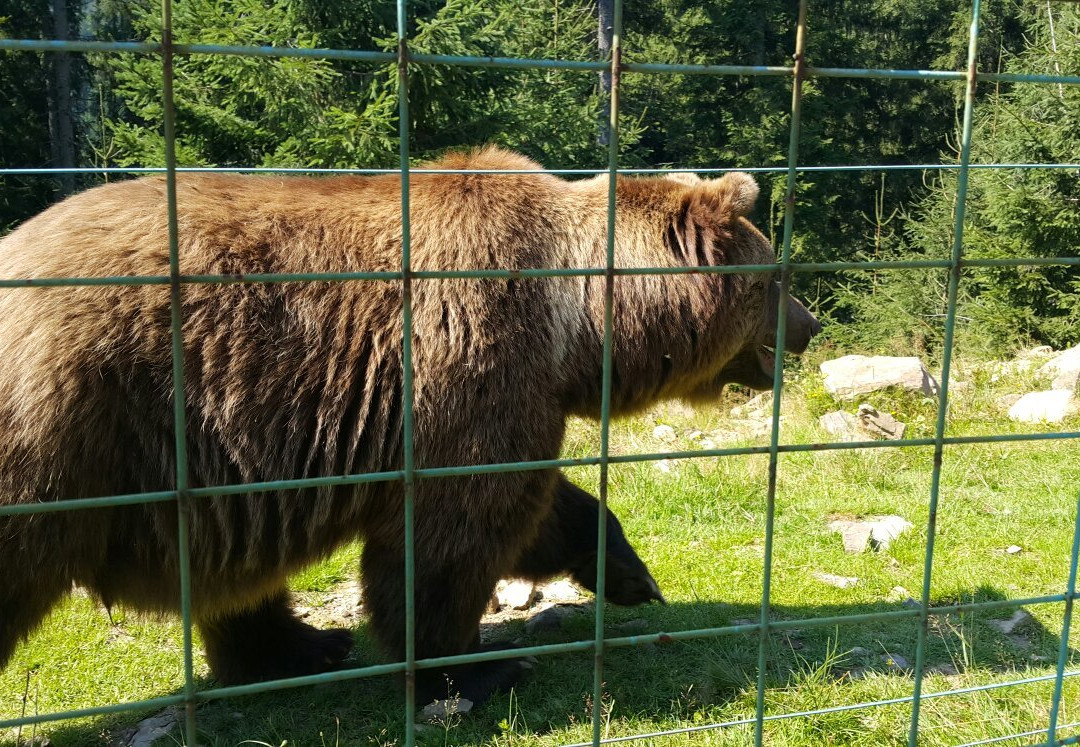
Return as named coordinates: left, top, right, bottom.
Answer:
left=0, top=146, right=818, bottom=703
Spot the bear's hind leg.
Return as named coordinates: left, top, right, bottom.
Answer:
left=362, top=536, right=534, bottom=709
left=0, top=582, right=69, bottom=671
left=198, top=591, right=354, bottom=685
left=0, top=514, right=80, bottom=670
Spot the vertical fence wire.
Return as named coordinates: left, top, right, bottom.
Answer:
left=752, top=1, right=808, bottom=743
left=907, top=1, right=982, bottom=744
left=592, top=0, right=623, bottom=743
left=394, top=0, right=418, bottom=744
left=1048, top=488, right=1080, bottom=744
left=159, top=0, right=198, bottom=743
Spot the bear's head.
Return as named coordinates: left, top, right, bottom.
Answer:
left=656, top=170, right=821, bottom=400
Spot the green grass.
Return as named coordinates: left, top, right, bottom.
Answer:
left=2, top=358, right=1079, bottom=746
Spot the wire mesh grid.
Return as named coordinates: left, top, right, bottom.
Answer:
left=1, top=0, right=1079, bottom=744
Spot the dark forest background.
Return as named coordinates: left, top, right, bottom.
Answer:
left=1, top=0, right=1077, bottom=358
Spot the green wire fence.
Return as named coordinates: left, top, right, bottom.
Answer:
left=1, top=0, right=1079, bottom=744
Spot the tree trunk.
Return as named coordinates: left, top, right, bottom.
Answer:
left=47, top=0, right=75, bottom=196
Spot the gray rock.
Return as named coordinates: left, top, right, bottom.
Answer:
left=819, top=410, right=858, bottom=440
left=888, top=586, right=910, bottom=600
left=119, top=710, right=177, bottom=747
left=525, top=604, right=575, bottom=633
left=881, top=653, right=910, bottom=670
left=829, top=515, right=913, bottom=553
left=494, top=580, right=539, bottom=611
left=1040, top=345, right=1080, bottom=391
left=1006, top=545, right=1023, bottom=555
left=652, top=424, right=677, bottom=443
left=988, top=610, right=1031, bottom=636
left=1008, top=390, right=1079, bottom=423
left=849, top=646, right=871, bottom=657
left=612, top=618, right=649, bottom=635
left=855, top=403, right=906, bottom=440
left=902, top=597, right=921, bottom=610
left=731, top=391, right=773, bottom=419
left=820, top=355, right=939, bottom=399
left=928, top=663, right=959, bottom=676
left=813, top=572, right=859, bottom=589
left=540, top=579, right=585, bottom=604
left=421, top=697, right=474, bottom=721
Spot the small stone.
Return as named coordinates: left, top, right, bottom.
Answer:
left=525, top=605, right=572, bottom=633
left=123, top=710, right=178, bottom=747
left=988, top=610, right=1031, bottom=636
left=1008, top=390, right=1079, bottom=424
left=686, top=430, right=703, bottom=442
left=495, top=580, right=539, bottom=611
left=902, top=597, right=921, bottom=610
left=613, top=618, right=648, bottom=635
left=540, top=579, right=584, bottom=603
left=868, top=515, right=914, bottom=550
left=732, top=618, right=756, bottom=627
left=855, top=403, right=906, bottom=440
left=421, top=697, right=474, bottom=721
left=698, top=437, right=716, bottom=450
left=653, top=424, right=677, bottom=443
left=829, top=519, right=874, bottom=554
left=881, top=653, right=910, bottom=670
left=828, top=515, right=912, bottom=553
left=814, top=572, right=859, bottom=589
left=889, top=586, right=910, bottom=600
left=928, top=663, right=959, bottom=676
left=819, top=410, right=857, bottom=440
left=655, top=459, right=673, bottom=473
left=849, top=646, right=871, bottom=657
left=731, top=391, right=773, bottom=418
left=1006, top=545, right=1023, bottom=555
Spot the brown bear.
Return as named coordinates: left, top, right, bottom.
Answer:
left=0, top=146, right=819, bottom=706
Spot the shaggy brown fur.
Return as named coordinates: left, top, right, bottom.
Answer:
left=0, top=146, right=819, bottom=704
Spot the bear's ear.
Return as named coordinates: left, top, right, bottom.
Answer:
left=664, top=171, right=759, bottom=267
left=710, top=171, right=759, bottom=219
left=663, top=172, right=701, bottom=187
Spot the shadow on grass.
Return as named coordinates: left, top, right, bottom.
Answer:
left=25, top=586, right=1076, bottom=746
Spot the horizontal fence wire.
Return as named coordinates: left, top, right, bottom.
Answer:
left=4, top=162, right=1080, bottom=175
left=2, top=0, right=1079, bottom=744
left=2, top=37, right=1080, bottom=86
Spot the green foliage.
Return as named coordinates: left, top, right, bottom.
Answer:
left=0, top=0, right=1075, bottom=364
left=838, top=4, right=1080, bottom=358
left=0, top=0, right=58, bottom=232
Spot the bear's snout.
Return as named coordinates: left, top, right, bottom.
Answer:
left=784, top=295, right=821, bottom=355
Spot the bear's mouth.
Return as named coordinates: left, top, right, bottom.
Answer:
left=756, top=344, right=776, bottom=379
